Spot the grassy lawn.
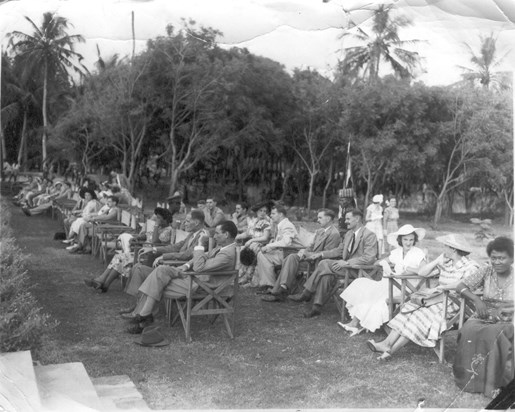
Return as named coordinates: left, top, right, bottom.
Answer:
left=3, top=193, right=511, bottom=410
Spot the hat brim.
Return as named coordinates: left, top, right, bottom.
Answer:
left=435, top=235, right=472, bottom=253
left=387, top=228, right=426, bottom=247
left=133, top=336, right=171, bottom=347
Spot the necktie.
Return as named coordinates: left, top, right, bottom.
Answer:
left=348, top=233, right=355, bottom=253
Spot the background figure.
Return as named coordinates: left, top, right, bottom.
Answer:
left=383, top=197, right=399, bottom=252
left=366, top=194, right=384, bottom=254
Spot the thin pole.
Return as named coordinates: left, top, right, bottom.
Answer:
left=131, top=11, right=135, bottom=63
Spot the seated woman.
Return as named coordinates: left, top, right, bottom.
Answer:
left=83, top=208, right=174, bottom=292
left=63, top=188, right=100, bottom=247
left=235, top=201, right=272, bottom=286
left=339, top=224, right=427, bottom=336
left=453, top=236, right=514, bottom=398
left=367, top=233, right=479, bottom=360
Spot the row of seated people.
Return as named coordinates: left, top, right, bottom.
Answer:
left=78, top=194, right=513, bottom=399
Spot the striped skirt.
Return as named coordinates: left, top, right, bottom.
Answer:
left=387, top=300, right=458, bottom=347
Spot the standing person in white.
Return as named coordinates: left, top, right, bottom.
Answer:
left=366, top=194, right=384, bottom=254
left=339, top=224, right=427, bottom=336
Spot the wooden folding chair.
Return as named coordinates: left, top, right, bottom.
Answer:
left=163, top=270, right=239, bottom=342
left=386, top=273, right=437, bottom=320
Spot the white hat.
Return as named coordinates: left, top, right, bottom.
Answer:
left=387, top=224, right=426, bottom=247
left=372, top=194, right=383, bottom=203
left=436, top=234, right=472, bottom=254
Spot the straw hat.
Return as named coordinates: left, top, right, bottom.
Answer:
left=436, top=233, right=472, bottom=254
left=372, top=194, right=383, bottom=203
left=387, top=224, right=426, bottom=247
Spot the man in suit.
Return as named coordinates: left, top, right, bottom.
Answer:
left=124, top=209, right=208, bottom=304
left=289, top=209, right=378, bottom=318
left=254, top=201, right=304, bottom=289
left=125, top=221, right=238, bottom=333
left=261, top=208, right=341, bottom=302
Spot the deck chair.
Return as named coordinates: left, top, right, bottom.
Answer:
left=163, top=269, right=239, bottom=342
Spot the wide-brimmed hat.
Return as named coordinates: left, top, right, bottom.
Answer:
left=134, top=325, right=170, bottom=347
left=387, top=224, right=426, bottom=247
left=372, top=194, right=383, bottom=203
left=167, top=191, right=182, bottom=201
left=52, top=180, right=64, bottom=187
left=79, top=187, right=97, bottom=200
left=251, top=200, right=273, bottom=213
left=436, top=234, right=472, bottom=254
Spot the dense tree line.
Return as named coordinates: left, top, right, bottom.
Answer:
left=1, top=11, right=512, bottom=226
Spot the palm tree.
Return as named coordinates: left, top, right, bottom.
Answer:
left=339, top=4, right=420, bottom=82
left=459, top=33, right=510, bottom=90
left=8, top=12, right=86, bottom=168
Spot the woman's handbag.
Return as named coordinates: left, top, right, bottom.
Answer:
left=401, top=288, right=443, bottom=313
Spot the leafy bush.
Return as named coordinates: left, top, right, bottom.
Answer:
left=470, top=217, right=495, bottom=243
left=0, top=202, right=55, bottom=353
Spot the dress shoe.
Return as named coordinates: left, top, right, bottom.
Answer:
left=66, top=244, right=78, bottom=251
left=126, top=313, right=153, bottom=324
left=21, top=207, right=31, bottom=216
left=288, top=292, right=311, bottom=302
left=261, top=294, right=285, bottom=302
left=303, top=307, right=321, bottom=318
left=121, top=312, right=138, bottom=320
left=83, top=278, right=102, bottom=290
left=126, top=315, right=154, bottom=334
left=62, top=239, right=74, bottom=244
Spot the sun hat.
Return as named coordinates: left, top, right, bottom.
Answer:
left=435, top=233, right=472, bottom=254
left=372, top=194, right=383, bottom=203
left=52, top=179, right=64, bottom=187
left=134, top=325, right=170, bottom=347
left=387, top=224, right=426, bottom=247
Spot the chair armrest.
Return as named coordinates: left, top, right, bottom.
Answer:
left=183, top=270, right=239, bottom=277
left=162, top=260, right=188, bottom=266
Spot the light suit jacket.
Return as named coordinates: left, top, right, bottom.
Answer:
left=306, top=225, right=342, bottom=254
left=188, top=243, right=237, bottom=286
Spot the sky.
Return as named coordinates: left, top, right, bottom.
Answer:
left=0, top=0, right=515, bottom=86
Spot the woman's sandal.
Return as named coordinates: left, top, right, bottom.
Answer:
left=366, top=339, right=381, bottom=353
left=377, top=351, right=392, bottom=361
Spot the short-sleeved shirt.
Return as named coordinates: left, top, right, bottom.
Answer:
left=463, top=264, right=513, bottom=302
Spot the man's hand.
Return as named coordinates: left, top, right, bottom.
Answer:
left=152, top=256, right=163, bottom=267
left=261, top=245, right=273, bottom=254
left=140, top=246, right=154, bottom=255
left=331, top=260, right=347, bottom=272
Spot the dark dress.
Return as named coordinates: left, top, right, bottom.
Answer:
left=453, top=265, right=514, bottom=398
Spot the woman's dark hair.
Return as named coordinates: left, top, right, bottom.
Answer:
left=397, top=232, right=419, bottom=247
left=154, top=207, right=174, bottom=224
left=79, top=188, right=97, bottom=200
left=487, top=236, right=514, bottom=258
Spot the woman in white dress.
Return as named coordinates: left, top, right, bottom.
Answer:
left=366, top=194, right=384, bottom=254
left=338, top=224, right=427, bottom=336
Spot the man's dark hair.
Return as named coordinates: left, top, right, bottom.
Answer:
left=207, top=196, right=218, bottom=203
left=487, top=236, right=514, bottom=258
left=190, top=209, right=205, bottom=224
left=107, top=195, right=119, bottom=205
left=346, top=209, right=363, bottom=220
left=272, top=201, right=287, bottom=216
left=110, top=185, right=121, bottom=194
left=197, top=200, right=206, bottom=205
left=318, top=208, right=335, bottom=220
left=219, top=220, right=237, bottom=239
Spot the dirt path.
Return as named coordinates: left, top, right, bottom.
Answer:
left=2, top=191, right=491, bottom=410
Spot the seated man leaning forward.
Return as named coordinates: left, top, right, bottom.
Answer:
left=288, top=208, right=378, bottom=318
left=261, top=208, right=342, bottom=302
left=138, top=209, right=208, bottom=267
left=124, top=220, right=238, bottom=334
left=253, top=201, right=304, bottom=291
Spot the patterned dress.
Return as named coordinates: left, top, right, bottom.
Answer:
left=453, top=265, right=514, bottom=397
left=107, top=226, right=173, bottom=277
left=383, top=206, right=399, bottom=235
left=238, top=217, right=272, bottom=283
left=387, top=256, right=479, bottom=347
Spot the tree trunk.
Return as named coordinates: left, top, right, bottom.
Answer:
left=17, top=111, right=28, bottom=166
left=41, top=62, right=48, bottom=169
left=307, top=171, right=316, bottom=213
left=168, top=168, right=180, bottom=196
left=322, top=156, right=333, bottom=208
left=433, top=194, right=445, bottom=228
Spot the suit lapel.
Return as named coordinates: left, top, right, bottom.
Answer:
left=312, top=228, right=325, bottom=251
left=351, top=228, right=364, bottom=255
